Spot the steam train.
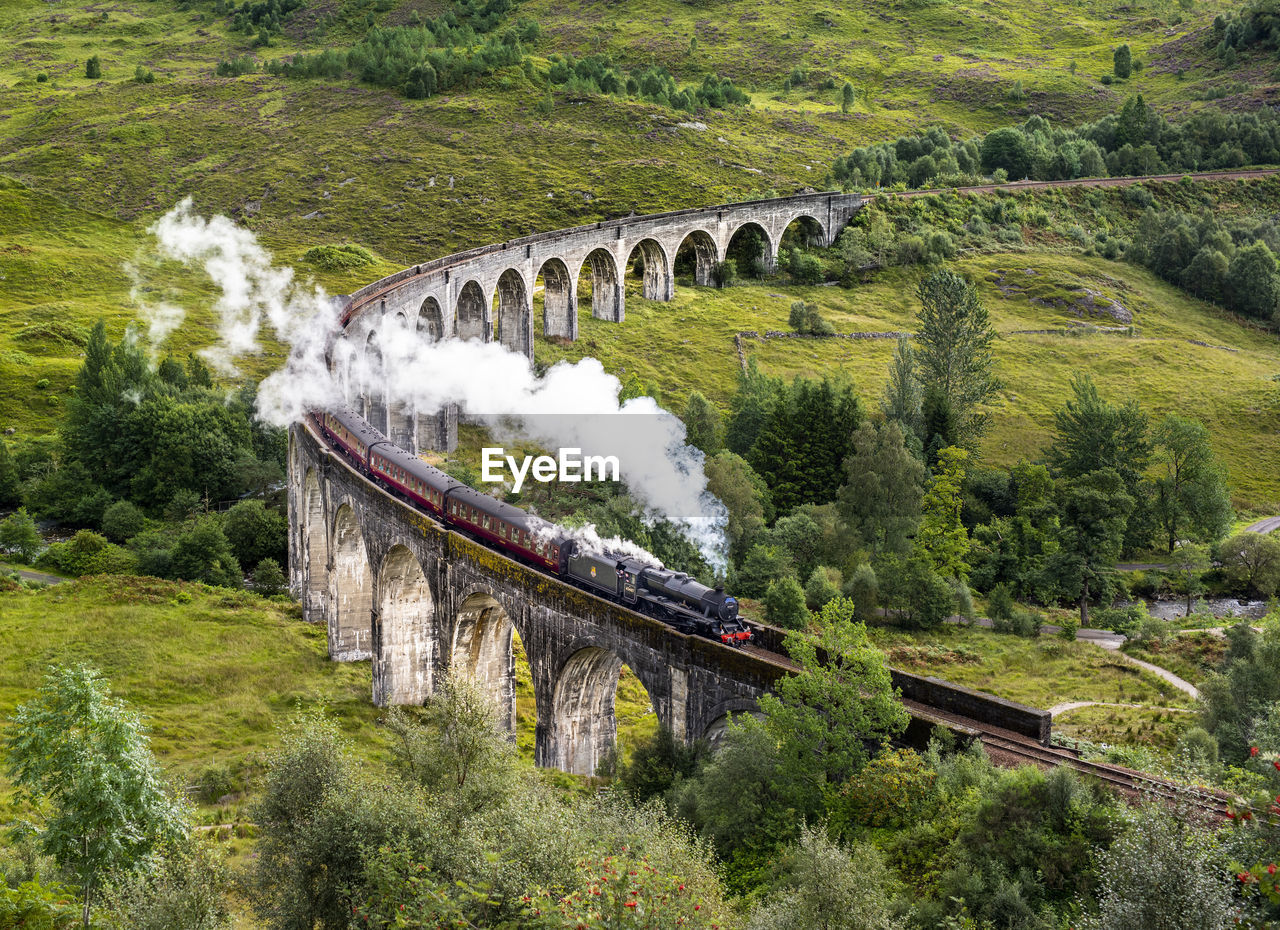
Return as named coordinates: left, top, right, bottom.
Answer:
left=314, top=405, right=754, bottom=646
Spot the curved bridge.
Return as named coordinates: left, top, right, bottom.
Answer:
left=289, top=420, right=781, bottom=775
left=330, top=191, right=863, bottom=451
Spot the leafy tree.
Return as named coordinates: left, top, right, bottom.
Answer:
left=917, top=446, right=971, bottom=579
left=768, top=510, right=822, bottom=581
left=252, top=558, right=287, bottom=597
left=804, top=566, right=841, bottom=611
left=788, top=300, right=834, bottom=334
left=1168, top=542, right=1211, bottom=617
left=0, top=440, right=21, bottom=508
left=840, top=81, right=854, bottom=114
left=1081, top=802, right=1236, bottom=930
left=1047, top=374, right=1149, bottom=488
left=878, top=553, right=955, bottom=628
left=616, top=725, right=704, bottom=802
left=85, top=55, right=101, bottom=79
left=1049, top=469, right=1134, bottom=626
left=842, top=563, right=878, bottom=620
left=682, top=391, right=723, bottom=455
left=837, top=420, right=925, bottom=556
left=4, top=665, right=186, bottom=927
left=913, top=270, right=999, bottom=442
left=1216, top=532, right=1280, bottom=597
left=746, top=828, right=898, bottom=930
left=1225, top=240, right=1280, bottom=323
left=725, top=358, right=782, bottom=456
left=1113, top=44, right=1132, bottom=79
left=704, top=451, right=772, bottom=563
left=980, top=127, right=1032, bottom=178
left=169, top=516, right=241, bottom=588
left=1151, top=415, right=1232, bottom=551
left=761, top=598, right=909, bottom=815
left=37, top=530, right=136, bottom=577
left=735, top=544, right=794, bottom=598
left=0, top=508, right=44, bottom=563
left=763, top=575, right=809, bottom=630
left=100, top=500, right=145, bottom=543
left=222, top=499, right=287, bottom=570
left=881, top=336, right=923, bottom=444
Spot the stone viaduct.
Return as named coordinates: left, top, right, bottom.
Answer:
left=289, top=419, right=783, bottom=775
left=330, top=191, right=863, bottom=452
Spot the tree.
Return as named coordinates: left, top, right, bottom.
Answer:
left=0, top=440, right=21, bottom=508
left=843, top=563, right=878, bottom=620
left=4, top=665, right=186, bottom=927
left=85, top=55, right=102, bottom=79
left=769, top=510, right=822, bottom=581
left=763, top=576, right=809, bottom=630
left=725, top=358, right=781, bottom=456
left=746, top=828, right=898, bottom=930
left=837, top=420, right=925, bottom=556
left=1217, top=532, right=1280, bottom=597
left=0, top=508, right=44, bottom=563
left=840, top=81, right=855, bottom=114
left=705, top=451, right=772, bottom=563
left=617, top=725, right=704, bottom=803
left=913, top=270, right=1000, bottom=442
left=1047, top=374, right=1149, bottom=488
left=100, top=500, right=145, bottom=543
left=980, top=127, right=1032, bottom=178
left=1113, top=44, right=1132, bottom=79
left=1050, top=469, right=1134, bottom=626
left=1151, top=415, right=1232, bottom=551
left=881, top=336, right=922, bottom=444
left=97, top=839, right=233, bottom=930
left=1224, top=241, right=1280, bottom=323
left=1081, top=802, right=1235, bottom=930
left=804, top=566, right=841, bottom=611
left=222, top=499, right=287, bottom=570
left=760, top=598, right=909, bottom=815
left=879, top=554, right=955, bottom=628
left=736, top=544, right=794, bottom=598
left=252, top=558, right=287, bottom=597
left=169, top=516, right=241, bottom=588
left=1168, top=542, right=1211, bottom=617
left=682, top=391, right=723, bottom=455
left=917, top=446, right=970, bottom=579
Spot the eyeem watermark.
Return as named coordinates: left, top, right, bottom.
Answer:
left=481, top=448, right=621, bottom=493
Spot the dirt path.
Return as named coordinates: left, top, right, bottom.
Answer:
left=1245, top=516, right=1280, bottom=534
left=1048, top=699, right=1197, bottom=717
left=0, top=563, right=65, bottom=585
left=1083, top=631, right=1201, bottom=698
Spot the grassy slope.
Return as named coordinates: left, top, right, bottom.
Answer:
left=0, top=576, right=383, bottom=820
left=537, top=244, right=1280, bottom=509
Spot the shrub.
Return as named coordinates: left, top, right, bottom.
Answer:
left=843, top=563, right=878, bottom=620
left=252, top=558, right=287, bottom=597
left=788, top=301, right=836, bottom=336
left=804, top=566, right=841, bottom=611
left=1129, top=616, right=1169, bottom=648
left=0, top=509, right=44, bottom=564
left=85, top=55, right=102, bottom=79
left=1057, top=615, right=1079, bottom=641
left=1175, top=727, right=1219, bottom=767
left=35, top=73, right=48, bottom=83
left=993, top=607, right=1041, bottom=637
left=301, top=243, right=375, bottom=271
left=133, top=65, right=155, bottom=84
left=764, top=576, right=810, bottom=630
left=1092, top=604, right=1149, bottom=637
left=214, top=56, right=256, bottom=77
left=37, top=530, right=136, bottom=576
left=986, top=582, right=1014, bottom=621
left=100, top=500, right=145, bottom=543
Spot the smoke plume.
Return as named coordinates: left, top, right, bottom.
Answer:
left=140, top=199, right=728, bottom=567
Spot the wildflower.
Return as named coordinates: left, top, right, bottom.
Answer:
left=1252, top=746, right=1260, bottom=757
left=625, top=901, right=638, bottom=908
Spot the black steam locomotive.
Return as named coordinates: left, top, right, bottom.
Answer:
left=315, top=405, right=753, bottom=646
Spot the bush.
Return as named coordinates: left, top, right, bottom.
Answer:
left=302, top=243, right=375, bottom=271
left=804, top=566, right=841, bottom=611
left=843, top=563, right=878, bottom=620
left=1129, top=616, right=1169, bottom=648
left=252, top=558, right=287, bottom=597
left=37, top=530, right=136, bottom=576
left=100, top=500, right=145, bottom=543
left=788, top=301, right=836, bottom=336
left=0, top=508, right=44, bottom=564
left=1176, top=727, right=1219, bottom=768
left=1092, top=604, right=1149, bottom=637
left=215, top=56, right=256, bottom=77
left=763, top=576, right=810, bottom=630
left=986, top=582, right=1014, bottom=621
left=1057, top=615, right=1079, bottom=641
left=133, top=65, right=155, bottom=84
left=993, top=607, right=1041, bottom=637
left=85, top=55, right=102, bottom=79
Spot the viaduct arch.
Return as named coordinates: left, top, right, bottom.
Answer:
left=329, top=191, right=862, bottom=454
left=289, top=422, right=782, bottom=775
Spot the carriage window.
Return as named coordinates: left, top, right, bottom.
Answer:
left=482, top=515, right=491, bottom=530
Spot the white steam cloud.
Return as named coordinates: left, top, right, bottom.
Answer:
left=139, top=199, right=728, bottom=568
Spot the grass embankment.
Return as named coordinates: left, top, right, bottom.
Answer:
left=0, top=576, right=383, bottom=824
left=1054, top=703, right=1194, bottom=752
left=1123, top=630, right=1229, bottom=687
left=867, top=622, right=1194, bottom=709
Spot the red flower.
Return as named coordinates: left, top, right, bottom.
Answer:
left=1228, top=811, right=1237, bottom=819
left=1269, top=864, right=1277, bottom=876
left=1252, top=746, right=1260, bottom=757
left=1239, top=872, right=1252, bottom=883
left=625, top=901, right=638, bottom=908
left=1272, top=760, right=1280, bottom=771
left=695, top=905, right=701, bottom=911
left=678, top=884, right=685, bottom=892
